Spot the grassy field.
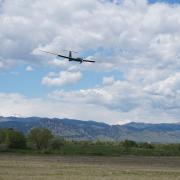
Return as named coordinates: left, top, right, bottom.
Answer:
left=0, top=155, right=180, bottom=180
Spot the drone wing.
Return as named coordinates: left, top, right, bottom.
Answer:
left=39, top=50, right=69, bottom=59
left=39, top=50, right=60, bottom=56
left=83, top=59, right=95, bottom=63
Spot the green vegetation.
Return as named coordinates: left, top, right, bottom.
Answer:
left=0, top=129, right=26, bottom=150
left=1, top=128, right=180, bottom=156
left=28, top=128, right=53, bottom=150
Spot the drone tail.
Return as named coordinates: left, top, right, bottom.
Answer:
left=69, top=51, right=72, bottom=61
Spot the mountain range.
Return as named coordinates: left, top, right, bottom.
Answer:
left=0, top=116, right=180, bottom=143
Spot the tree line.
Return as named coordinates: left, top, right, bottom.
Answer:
left=0, top=128, right=180, bottom=156
left=0, top=128, right=54, bottom=151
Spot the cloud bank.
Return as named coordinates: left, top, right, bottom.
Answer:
left=0, top=0, right=180, bottom=123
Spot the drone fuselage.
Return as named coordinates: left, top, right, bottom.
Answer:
left=58, top=55, right=83, bottom=63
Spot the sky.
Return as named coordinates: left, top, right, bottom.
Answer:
left=0, top=0, right=180, bottom=124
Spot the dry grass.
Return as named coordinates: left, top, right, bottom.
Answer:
left=0, top=154, right=180, bottom=180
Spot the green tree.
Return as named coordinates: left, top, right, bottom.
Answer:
left=5, top=129, right=26, bottom=149
left=122, top=140, right=137, bottom=149
left=0, top=129, right=6, bottom=143
left=28, top=128, right=53, bottom=150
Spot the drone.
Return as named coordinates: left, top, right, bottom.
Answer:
left=40, top=49, right=95, bottom=63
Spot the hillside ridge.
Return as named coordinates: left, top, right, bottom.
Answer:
left=0, top=117, right=180, bottom=143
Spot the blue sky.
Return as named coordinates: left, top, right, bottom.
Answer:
left=0, top=0, right=180, bottom=124
left=149, top=0, right=180, bottom=3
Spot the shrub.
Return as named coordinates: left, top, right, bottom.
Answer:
left=28, top=128, right=53, bottom=150
left=0, top=129, right=6, bottom=143
left=138, top=142, right=154, bottom=149
left=5, top=129, right=26, bottom=149
left=50, top=138, right=65, bottom=150
left=122, top=140, right=137, bottom=148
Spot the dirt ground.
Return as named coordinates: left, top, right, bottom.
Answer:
left=0, top=154, right=180, bottom=180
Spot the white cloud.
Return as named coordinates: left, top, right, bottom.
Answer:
left=26, top=65, right=34, bottom=72
left=1, top=0, right=180, bottom=123
left=0, top=60, right=5, bottom=69
left=0, top=0, right=179, bottom=83
left=0, top=0, right=179, bottom=71
left=49, top=80, right=141, bottom=112
left=0, top=92, right=125, bottom=124
left=1, top=71, right=180, bottom=124
left=102, top=76, right=115, bottom=85
left=42, top=71, right=82, bottom=86
left=49, top=75, right=180, bottom=123
left=1, top=92, right=178, bottom=125
left=144, top=73, right=180, bottom=97
left=48, top=58, right=69, bottom=68
left=0, top=57, right=15, bottom=70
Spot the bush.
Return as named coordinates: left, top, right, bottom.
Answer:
left=122, top=140, right=137, bottom=148
left=28, top=128, right=53, bottom=150
left=5, top=129, right=26, bottom=149
left=138, top=142, right=154, bottom=149
left=50, top=138, right=65, bottom=150
left=0, top=129, right=26, bottom=149
left=0, top=129, right=7, bottom=143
